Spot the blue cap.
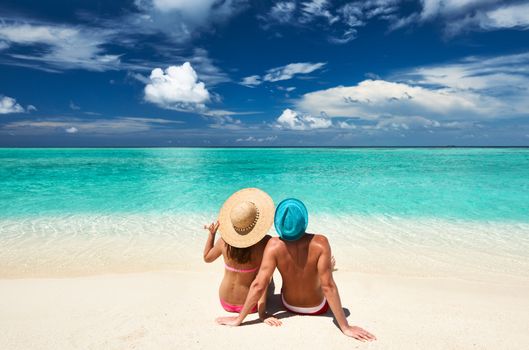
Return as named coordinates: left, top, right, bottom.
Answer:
left=274, top=198, right=308, bottom=241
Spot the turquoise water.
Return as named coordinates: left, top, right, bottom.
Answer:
left=1, top=148, right=528, bottom=221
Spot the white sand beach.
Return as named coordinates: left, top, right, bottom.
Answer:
left=2, top=268, right=529, bottom=350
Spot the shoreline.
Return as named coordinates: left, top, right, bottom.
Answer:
left=2, top=270, right=529, bottom=349
left=1, top=213, right=528, bottom=281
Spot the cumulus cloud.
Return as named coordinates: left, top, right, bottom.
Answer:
left=0, top=21, right=121, bottom=71
left=296, top=79, right=493, bottom=120
left=144, top=62, right=210, bottom=111
left=0, top=95, right=28, bottom=114
left=275, top=108, right=332, bottom=130
left=283, top=51, right=529, bottom=131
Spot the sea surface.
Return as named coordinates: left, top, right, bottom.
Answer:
left=1, top=148, right=528, bottom=278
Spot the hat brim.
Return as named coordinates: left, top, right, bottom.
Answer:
left=218, top=188, right=274, bottom=248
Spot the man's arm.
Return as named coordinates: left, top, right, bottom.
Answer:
left=216, top=239, right=279, bottom=326
left=316, top=235, right=376, bottom=342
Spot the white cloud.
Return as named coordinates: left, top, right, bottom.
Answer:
left=483, top=3, right=529, bottom=29
left=300, top=0, right=339, bottom=24
left=187, top=48, right=230, bottom=85
left=297, top=79, right=493, bottom=120
left=203, top=109, right=259, bottom=117
left=240, top=75, right=261, bottom=87
left=399, top=51, right=529, bottom=116
left=262, top=0, right=401, bottom=43
left=263, top=62, right=326, bottom=82
left=69, top=101, right=81, bottom=110
left=262, top=0, right=529, bottom=41
left=276, top=108, right=332, bottom=130
left=0, top=22, right=121, bottom=71
left=144, top=62, right=210, bottom=111
left=288, top=52, right=529, bottom=129
left=0, top=18, right=230, bottom=81
left=236, top=135, right=277, bottom=142
left=269, top=1, right=297, bottom=23
left=372, top=116, right=441, bottom=130
left=0, top=95, right=26, bottom=114
left=3, top=117, right=182, bottom=135
left=240, top=62, right=325, bottom=87
left=207, top=115, right=243, bottom=129
left=277, top=86, right=296, bottom=92
left=410, top=0, right=529, bottom=36
left=133, top=0, right=248, bottom=42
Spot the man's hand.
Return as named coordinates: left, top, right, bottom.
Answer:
left=204, top=221, right=220, bottom=235
left=215, top=316, right=242, bottom=327
left=259, top=312, right=282, bottom=327
left=342, top=325, right=376, bottom=342
left=263, top=316, right=282, bottom=327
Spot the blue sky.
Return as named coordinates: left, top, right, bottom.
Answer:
left=1, top=0, right=529, bottom=146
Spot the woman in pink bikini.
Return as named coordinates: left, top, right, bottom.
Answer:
left=203, top=188, right=281, bottom=326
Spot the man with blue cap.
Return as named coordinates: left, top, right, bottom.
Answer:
left=217, top=198, right=376, bottom=342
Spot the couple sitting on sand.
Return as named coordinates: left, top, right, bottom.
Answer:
left=203, top=188, right=376, bottom=342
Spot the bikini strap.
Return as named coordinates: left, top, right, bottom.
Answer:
left=224, top=264, right=259, bottom=273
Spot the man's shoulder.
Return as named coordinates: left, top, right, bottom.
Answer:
left=310, top=233, right=331, bottom=250
left=262, top=237, right=286, bottom=260
left=267, top=236, right=285, bottom=247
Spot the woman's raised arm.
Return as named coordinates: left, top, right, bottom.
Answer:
left=203, top=221, right=223, bottom=263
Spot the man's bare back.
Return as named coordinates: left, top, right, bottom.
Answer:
left=269, top=234, right=327, bottom=307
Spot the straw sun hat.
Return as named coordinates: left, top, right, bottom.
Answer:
left=218, top=188, right=274, bottom=248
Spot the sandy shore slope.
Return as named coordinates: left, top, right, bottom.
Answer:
left=1, top=269, right=529, bottom=350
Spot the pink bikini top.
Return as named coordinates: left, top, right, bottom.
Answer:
left=224, top=264, right=259, bottom=273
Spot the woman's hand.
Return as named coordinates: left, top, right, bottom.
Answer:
left=204, top=221, right=220, bottom=235
left=203, top=220, right=222, bottom=263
